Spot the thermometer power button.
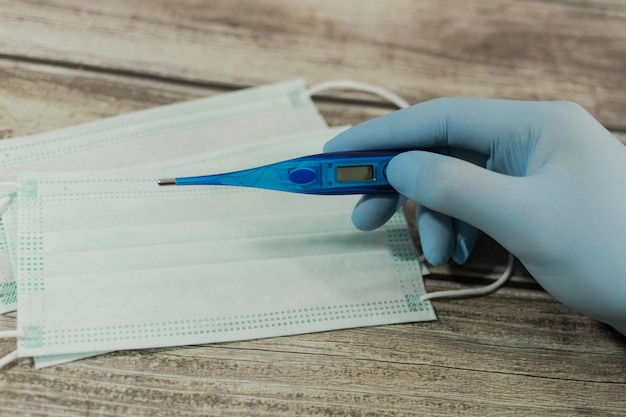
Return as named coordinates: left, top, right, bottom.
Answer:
left=289, top=167, right=318, bottom=185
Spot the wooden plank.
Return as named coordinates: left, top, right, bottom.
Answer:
left=2, top=59, right=623, bottom=147
left=1, top=290, right=624, bottom=416
left=0, top=59, right=394, bottom=137
left=0, top=60, right=223, bottom=138
left=1, top=0, right=625, bottom=129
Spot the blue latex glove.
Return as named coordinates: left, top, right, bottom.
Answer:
left=324, top=99, right=626, bottom=335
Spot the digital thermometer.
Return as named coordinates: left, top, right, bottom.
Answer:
left=158, top=150, right=408, bottom=195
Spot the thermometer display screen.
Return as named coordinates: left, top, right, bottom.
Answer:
left=337, top=165, right=374, bottom=182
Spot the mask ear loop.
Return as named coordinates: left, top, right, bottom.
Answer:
left=304, top=80, right=411, bottom=109
left=419, top=253, right=515, bottom=301
left=0, top=330, right=23, bottom=368
left=304, top=80, right=515, bottom=301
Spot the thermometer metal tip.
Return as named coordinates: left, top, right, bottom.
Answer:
left=158, top=178, right=177, bottom=186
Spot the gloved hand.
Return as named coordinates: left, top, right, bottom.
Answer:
left=324, top=98, right=626, bottom=335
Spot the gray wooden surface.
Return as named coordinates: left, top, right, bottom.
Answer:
left=1, top=1, right=625, bottom=416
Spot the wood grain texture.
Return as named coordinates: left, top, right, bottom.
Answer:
left=1, top=0, right=625, bottom=129
left=1, top=0, right=625, bottom=415
left=1, top=292, right=625, bottom=416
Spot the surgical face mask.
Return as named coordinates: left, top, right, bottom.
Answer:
left=0, top=79, right=326, bottom=313
left=8, top=127, right=434, bottom=365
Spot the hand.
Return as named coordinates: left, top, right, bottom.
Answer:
left=324, top=98, right=626, bottom=335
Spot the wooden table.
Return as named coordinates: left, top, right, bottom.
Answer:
left=1, top=1, right=625, bottom=415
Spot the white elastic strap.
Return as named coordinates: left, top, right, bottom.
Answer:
left=0, top=330, right=23, bottom=369
left=304, top=80, right=411, bottom=110
left=305, top=80, right=515, bottom=300
left=0, top=350, right=18, bottom=368
left=420, top=253, right=515, bottom=301
left=0, top=330, right=23, bottom=338
left=0, top=181, right=22, bottom=191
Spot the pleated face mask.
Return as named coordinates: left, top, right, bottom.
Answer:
left=0, top=79, right=326, bottom=313
left=9, top=127, right=435, bottom=364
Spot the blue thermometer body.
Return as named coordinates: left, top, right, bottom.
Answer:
left=158, top=150, right=408, bottom=195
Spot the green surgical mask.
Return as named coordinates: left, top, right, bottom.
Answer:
left=0, top=79, right=326, bottom=313
left=7, top=127, right=434, bottom=367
